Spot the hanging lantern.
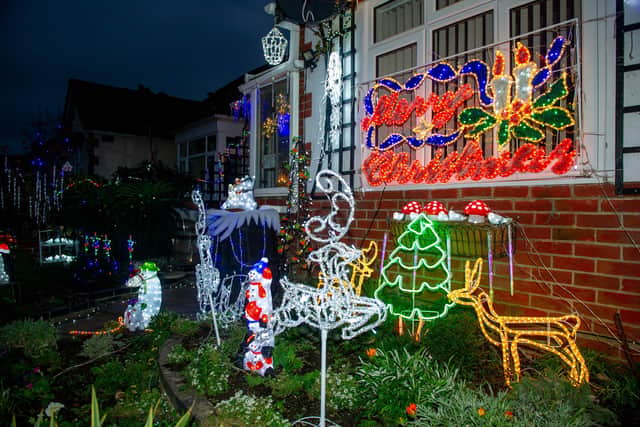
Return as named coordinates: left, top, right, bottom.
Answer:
left=262, top=26, right=288, bottom=65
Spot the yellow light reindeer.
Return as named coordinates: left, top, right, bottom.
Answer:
left=448, top=258, right=589, bottom=387
left=318, top=240, right=378, bottom=296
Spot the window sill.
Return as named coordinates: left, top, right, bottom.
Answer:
left=358, top=173, right=611, bottom=192
left=254, top=187, right=288, bottom=198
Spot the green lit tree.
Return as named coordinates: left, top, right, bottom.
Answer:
left=375, top=214, right=455, bottom=321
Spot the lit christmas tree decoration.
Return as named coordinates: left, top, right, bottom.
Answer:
left=375, top=214, right=454, bottom=322
left=0, top=243, right=10, bottom=284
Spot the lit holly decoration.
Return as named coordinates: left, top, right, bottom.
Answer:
left=459, top=36, right=573, bottom=150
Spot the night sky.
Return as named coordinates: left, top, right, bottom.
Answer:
left=0, top=0, right=273, bottom=154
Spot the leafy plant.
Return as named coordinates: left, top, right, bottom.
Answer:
left=167, top=344, right=193, bottom=366
left=169, top=318, right=201, bottom=338
left=357, top=348, right=459, bottom=425
left=184, top=342, right=232, bottom=398
left=0, top=319, right=59, bottom=366
left=80, top=334, right=120, bottom=360
left=421, top=308, right=501, bottom=382
left=213, top=390, right=290, bottom=427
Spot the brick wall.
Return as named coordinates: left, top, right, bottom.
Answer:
left=275, top=182, right=639, bottom=359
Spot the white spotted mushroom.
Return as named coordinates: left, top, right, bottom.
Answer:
left=464, top=200, right=491, bottom=224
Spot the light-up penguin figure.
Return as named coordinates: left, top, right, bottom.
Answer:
left=124, top=261, right=162, bottom=331
left=242, top=258, right=274, bottom=376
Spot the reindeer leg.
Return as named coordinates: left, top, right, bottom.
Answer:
left=510, top=337, right=521, bottom=384
left=501, top=333, right=512, bottom=387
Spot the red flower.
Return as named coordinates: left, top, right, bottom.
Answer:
left=504, top=410, right=514, bottom=419
left=477, top=407, right=486, bottom=417
left=365, top=348, right=377, bottom=358
left=406, top=403, right=417, bottom=418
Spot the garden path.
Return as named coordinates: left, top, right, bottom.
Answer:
left=56, top=274, right=199, bottom=334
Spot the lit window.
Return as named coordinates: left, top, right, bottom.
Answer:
left=257, top=79, right=290, bottom=188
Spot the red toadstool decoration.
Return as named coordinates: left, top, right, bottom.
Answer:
left=423, top=201, right=449, bottom=221
left=464, top=200, right=491, bottom=224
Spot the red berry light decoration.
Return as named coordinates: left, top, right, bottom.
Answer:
left=464, top=200, right=491, bottom=224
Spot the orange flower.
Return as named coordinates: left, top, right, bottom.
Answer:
left=365, top=348, right=377, bottom=358
left=504, top=410, right=514, bottom=419
left=477, top=407, right=486, bottom=417
left=406, top=403, right=417, bottom=418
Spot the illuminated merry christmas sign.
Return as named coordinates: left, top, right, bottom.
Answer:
left=361, top=36, right=577, bottom=185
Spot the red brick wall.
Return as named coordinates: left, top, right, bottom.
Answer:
left=342, top=183, right=640, bottom=358
left=272, top=182, right=639, bottom=359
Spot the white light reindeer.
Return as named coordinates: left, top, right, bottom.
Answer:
left=448, top=258, right=589, bottom=387
left=273, top=170, right=387, bottom=427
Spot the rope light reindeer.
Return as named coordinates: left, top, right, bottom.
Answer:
left=448, top=258, right=589, bottom=387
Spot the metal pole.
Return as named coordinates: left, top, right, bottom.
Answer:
left=320, top=328, right=328, bottom=427
left=209, top=294, right=221, bottom=347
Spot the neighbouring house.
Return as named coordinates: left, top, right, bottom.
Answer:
left=175, top=71, right=268, bottom=205
left=238, top=0, right=640, bottom=359
left=63, top=78, right=208, bottom=178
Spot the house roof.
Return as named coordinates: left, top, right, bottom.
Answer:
left=63, top=79, right=209, bottom=138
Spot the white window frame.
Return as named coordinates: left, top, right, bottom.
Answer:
left=356, top=0, right=617, bottom=191
left=240, top=23, right=301, bottom=197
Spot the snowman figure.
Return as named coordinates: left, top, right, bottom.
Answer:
left=221, top=176, right=258, bottom=210
left=241, top=258, right=274, bottom=375
left=242, top=331, right=274, bottom=376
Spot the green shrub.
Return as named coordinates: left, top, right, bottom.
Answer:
left=357, top=348, right=458, bottom=425
left=184, top=343, right=232, bottom=398
left=421, top=308, right=500, bottom=382
left=79, top=334, right=119, bottom=360
left=272, top=340, right=304, bottom=373
left=213, top=391, right=290, bottom=427
left=0, top=319, right=58, bottom=366
left=167, top=344, right=193, bottom=366
left=169, top=318, right=201, bottom=338
left=310, top=367, right=362, bottom=412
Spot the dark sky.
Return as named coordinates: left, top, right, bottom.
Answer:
left=0, top=0, right=273, bottom=154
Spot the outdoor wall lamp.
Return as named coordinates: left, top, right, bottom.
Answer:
left=302, top=47, right=318, bottom=70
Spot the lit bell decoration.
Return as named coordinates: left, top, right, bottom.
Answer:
left=262, top=26, right=288, bottom=66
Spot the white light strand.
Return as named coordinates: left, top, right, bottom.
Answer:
left=326, top=51, right=342, bottom=150
left=221, top=176, right=258, bottom=211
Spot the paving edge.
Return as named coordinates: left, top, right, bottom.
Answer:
left=158, top=337, right=216, bottom=426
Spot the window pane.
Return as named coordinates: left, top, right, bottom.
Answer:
left=189, top=138, right=205, bottom=155
left=436, top=0, right=462, bottom=10
left=376, top=43, right=417, bottom=77
left=206, top=134, right=217, bottom=152
left=189, top=156, right=205, bottom=178
left=374, top=0, right=423, bottom=43
left=257, top=80, right=290, bottom=188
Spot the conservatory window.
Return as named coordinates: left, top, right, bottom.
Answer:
left=256, top=79, right=290, bottom=189
left=374, top=0, right=424, bottom=43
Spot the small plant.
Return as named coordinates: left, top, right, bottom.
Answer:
left=80, top=334, right=119, bottom=360
left=421, top=308, right=500, bottom=382
left=310, top=367, right=362, bottom=412
left=167, top=344, right=192, bottom=366
left=0, top=319, right=58, bottom=366
left=357, top=348, right=459, bottom=425
left=184, top=342, right=232, bottom=398
left=213, top=390, right=290, bottom=427
left=169, top=317, right=201, bottom=338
